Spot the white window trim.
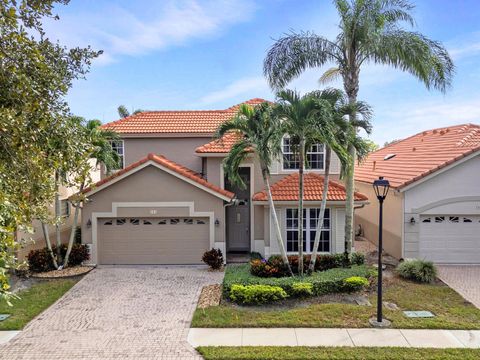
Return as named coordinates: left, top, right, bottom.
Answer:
left=109, top=139, right=125, bottom=172
left=60, top=199, right=70, bottom=218
left=285, top=207, right=331, bottom=254
left=281, top=136, right=325, bottom=172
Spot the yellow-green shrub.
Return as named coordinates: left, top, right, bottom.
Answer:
left=290, top=282, right=313, bottom=297
left=229, top=284, right=288, bottom=304
left=343, top=276, right=369, bottom=292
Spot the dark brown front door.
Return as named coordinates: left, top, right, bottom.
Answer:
left=225, top=167, right=251, bottom=252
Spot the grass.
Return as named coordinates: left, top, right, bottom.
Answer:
left=192, top=272, right=480, bottom=329
left=197, top=346, right=480, bottom=360
left=0, top=278, right=79, bottom=330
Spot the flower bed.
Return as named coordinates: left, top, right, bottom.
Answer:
left=223, top=263, right=372, bottom=303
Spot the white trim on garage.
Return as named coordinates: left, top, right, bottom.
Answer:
left=91, top=201, right=215, bottom=265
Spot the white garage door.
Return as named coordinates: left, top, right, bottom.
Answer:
left=98, top=217, right=210, bottom=265
left=419, top=215, right=480, bottom=264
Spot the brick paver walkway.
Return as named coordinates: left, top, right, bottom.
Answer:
left=438, top=265, right=480, bottom=309
left=0, top=266, right=223, bottom=360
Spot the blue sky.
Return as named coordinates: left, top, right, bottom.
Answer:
left=45, top=0, right=480, bottom=145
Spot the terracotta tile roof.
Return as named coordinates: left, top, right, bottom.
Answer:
left=252, top=173, right=368, bottom=202
left=83, top=153, right=234, bottom=200
left=355, top=123, right=480, bottom=189
left=101, top=98, right=269, bottom=134
left=195, top=132, right=245, bottom=153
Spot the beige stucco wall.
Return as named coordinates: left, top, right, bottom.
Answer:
left=82, top=165, right=227, bottom=261
left=123, top=137, right=210, bottom=173
left=355, top=182, right=403, bottom=258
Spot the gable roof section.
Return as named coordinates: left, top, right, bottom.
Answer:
left=195, top=132, right=244, bottom=154
left=102, top=98, right=268, bottom=135
left=252, top=173, right=368, bottom=202
left=82, top=153, right=234, bottom=201
left=356, top=123, right=480, bottom=189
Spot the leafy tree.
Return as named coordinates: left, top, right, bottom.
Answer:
left=264, top=0, right=454, bottom=256
left=117, top=105, right=143, bottom=118
left=364, top=139, right=379, bottom=153
left=274, top=90, right=334, bottom=276
left=216, top=103, right=293, bottom=276
left=384, top=139, right=400, bottom=147
left=0, top=0, right=99, bottom=301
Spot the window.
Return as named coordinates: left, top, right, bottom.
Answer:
left=282, top=137, right=324, bottom=170
left=196, top=219, right=206, bottom=225
left=170, top=219, right=180, bottom=225
left=285, top=208, right=330, bottom=253
left=434, top=216, right=445, bottom=223
left=449, top=216, right=459, bottom=223
left=130, top=218, right=140, bottom=225
left=143, top=220, right=152, bottom=225
left=158, top=219, right=167, bottom=225
left=110, top=140, right=124, bottom=170
left=60, top=199, right=70, bottom=217
left=183, top=218, right=193, bottom=225
left=422, top=217, right=431, bottom=223
left=463, top=217, right=473, bottom=223
left=116, top=218, right=126, bottom=225
left=104, top=220, right=113, bottom=225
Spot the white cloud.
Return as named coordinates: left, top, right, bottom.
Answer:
left=44, top=0, right=257, bottom=64
left=447, top=32, right=480, bottom=60
left=372, top=96, right=480, bottom=146
left=197, top=76, right=270, bottom=105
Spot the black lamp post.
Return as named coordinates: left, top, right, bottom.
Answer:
left=370, top=176, right=391, bottom=327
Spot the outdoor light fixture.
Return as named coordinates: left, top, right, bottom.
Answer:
left=370, top=176, right=391, bottom=328
left=214, top=219, right=220, bottom=226
left=86, top=219, right=92, bottom=228
left=410, top=217, right=416, bottom=225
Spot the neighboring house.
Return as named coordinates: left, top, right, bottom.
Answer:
left=355, top=123, right=480, bottom=264
left=80, top=98, right=368, bottom=265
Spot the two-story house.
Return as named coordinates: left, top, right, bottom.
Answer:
left=80, top=99, right=368, bottom=265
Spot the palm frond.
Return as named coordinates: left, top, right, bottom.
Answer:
left=319, top=67, right=342, bottom=85
left=117, top=105, right=130, bottom=118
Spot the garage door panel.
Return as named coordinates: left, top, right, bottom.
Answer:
left=419, top=215, right=480, bottom=264
left=98, top=217, right=209, bottom=265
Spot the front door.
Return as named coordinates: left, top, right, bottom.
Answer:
left=225, top=167, right=251, bottom=252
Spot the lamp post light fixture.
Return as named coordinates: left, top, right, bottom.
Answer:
left=370, top=176, right=391, bottom=328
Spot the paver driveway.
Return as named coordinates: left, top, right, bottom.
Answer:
left=0, top=266, right=223, bottom=360
left=438, top=265, right=480, bottom=309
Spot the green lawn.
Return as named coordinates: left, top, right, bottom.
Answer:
left=197, top=347, right=480, bottom=360
left=192, top=276, right=480, bottom=329
left=0, top=278, right=78, bottom=330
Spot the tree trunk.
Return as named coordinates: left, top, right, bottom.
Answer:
left=41, top=222, right=59, bottom=269
left=54, top=171, right=63, bottom=266
left=309, top=146, right=331, bottom=272
left=297, top=139, right=305, bottom=276
left=63, top=198, right=81, bottom=268
left=262, top=169, right=293, bottom=276
left=343, top=73, right=359, bottom=256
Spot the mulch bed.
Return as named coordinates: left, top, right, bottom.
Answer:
left=198, top=284, right=222, bottom=308
left=31, top=265, right=95, bottom=279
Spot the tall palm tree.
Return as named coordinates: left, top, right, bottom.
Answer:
left=216, top=102, right=293, bottom=276
left=63, top=119, right=120, bottom=267
left=264, top=0, right=454, bottom=256
left=274, top=90, right=333, bottom=276
left=307, top=89, right=372, bottom=272
left=117, top=105, right=143, bottom=118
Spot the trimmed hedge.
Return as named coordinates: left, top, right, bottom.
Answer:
left=230, top=284, right=287, bottom=304
left=223, top=264, right=371, bottom=299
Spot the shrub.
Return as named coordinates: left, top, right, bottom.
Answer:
left=202, top=248, right=224, bottom=270
left=229, top=284, right=287, bottom=304
left=397, top=259, right=437, bottom=283
left=290, top=282, right=313, bottom=298
left=27, top=244, right=90, bottom=273
left=250, top=259, right=288, bottom=278
left=223, top=264, right=371, bottom=299
left=249, top=251, right=263, bottom=260
left=350, top=252, right=365, bottom=266
left=74, top=227, right=82, bottom=244
left=343, top=276, right=369, bottom=292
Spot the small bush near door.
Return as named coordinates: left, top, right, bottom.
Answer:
left=397, top=259, right=437, bottom=283
left=202, top=248, right=224, bottom=270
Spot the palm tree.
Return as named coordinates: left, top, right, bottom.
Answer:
left=274, top=90, right=334, bottom=276
left=216, top=102, right=293, bottom=276
left=117, top=105, right=143, bottom=118
left=307, top=89, right=372, bottom=272
left=63, top=119, right=120, bottom=267
left=264, top=0, right=454, bottom=256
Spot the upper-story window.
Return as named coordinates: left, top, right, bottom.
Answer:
left=60, top=199, right=70, bottom=217
left=110, top=140, right=125, bottom=170
left=282, top=137, right=324, bottom=170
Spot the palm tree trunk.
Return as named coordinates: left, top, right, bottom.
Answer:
left=309, top=146, right=331, bottom=272
left=41, top=222, right=59, bottom=269
left=54, top=170, right=63, bottom=266
left=262, top=170, right=293, bottom=276
left=343, top=74, right=359, bottom=256
left=63, top=184, right=84, bottom=267
left=298, top=139, right=305, bottom=276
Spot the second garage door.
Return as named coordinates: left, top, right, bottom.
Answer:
left=419, top=215, right=480, bottom=264
left=98, top=217, right=210, bottom=265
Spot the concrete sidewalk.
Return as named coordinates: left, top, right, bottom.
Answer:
left=188, top=328, right=480, bottom=348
